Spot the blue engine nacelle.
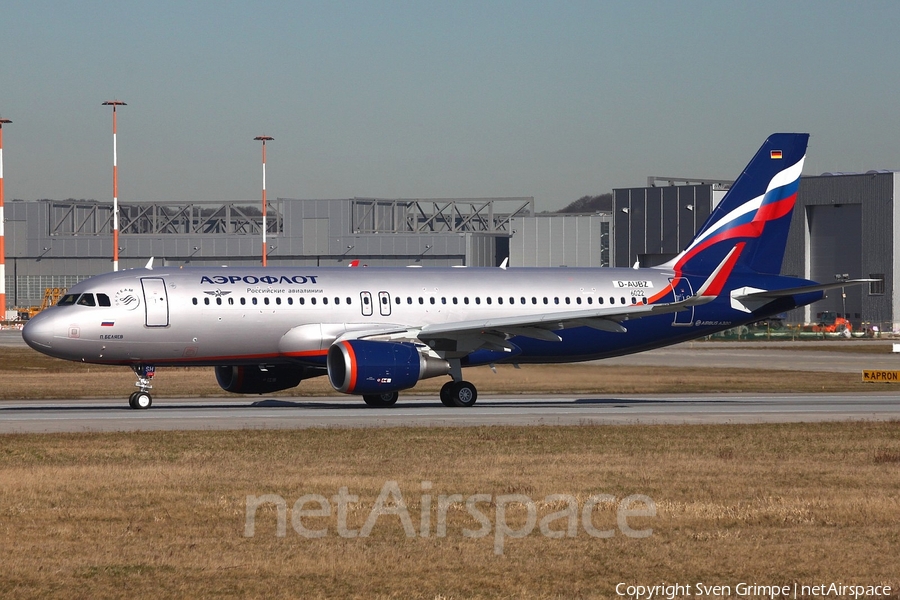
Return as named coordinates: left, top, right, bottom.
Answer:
left=327, top=340, right=451, bottom=395
left=215, top=365, right=308, bottom=395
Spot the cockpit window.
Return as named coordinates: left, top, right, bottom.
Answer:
left=97, top=293, right=111, bottom=307
left=58, top=294, right=79, bottom=306
left=77, top=294, right=96, bottom=307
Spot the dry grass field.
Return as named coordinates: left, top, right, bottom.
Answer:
left=2, top=343, right=898, bottom=598
left=1, top=423, right=899, bottom=599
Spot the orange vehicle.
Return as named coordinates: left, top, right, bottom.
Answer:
left=812, top=311, right=852, bottom=334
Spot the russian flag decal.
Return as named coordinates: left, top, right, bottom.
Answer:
left=101, top=321, right=115, bottom=327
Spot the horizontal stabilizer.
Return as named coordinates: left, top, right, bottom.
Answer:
left=731, top=279, right=877, bottom=313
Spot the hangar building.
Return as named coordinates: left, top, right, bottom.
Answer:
left=4, top=172, right=896, bottom=331
left=4, top=196, right=541, bottom=310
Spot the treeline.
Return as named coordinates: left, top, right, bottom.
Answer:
left=556, top=193, right=612, bottom=214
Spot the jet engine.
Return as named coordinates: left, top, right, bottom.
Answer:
left=215, top=365, right=307, bottom=395
left=327, top=340, right=450, bottom=395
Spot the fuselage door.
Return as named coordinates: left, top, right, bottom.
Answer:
left=378, top=291, right=392, bottom=317
left=669, top=277, right=694, bottom=326
left=141, top=277, right=170, bottom=327
left=360, top=291, right=373, bottom=317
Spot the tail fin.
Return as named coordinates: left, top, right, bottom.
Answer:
left=664, top=133, right=809, bottom=277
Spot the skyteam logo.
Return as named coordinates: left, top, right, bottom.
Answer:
left=114, top=288, right=141, bottom=310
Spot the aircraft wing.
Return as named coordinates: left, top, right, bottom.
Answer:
left=337, top=249, right=731, bottom=354
left=414, top=293, right=714, bottom=351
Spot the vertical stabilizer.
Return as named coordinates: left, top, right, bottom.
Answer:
left=664, top=133, right=808, bottom=277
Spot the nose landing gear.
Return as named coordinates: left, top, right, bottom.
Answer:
left=129, top=365, right=155, bottom=409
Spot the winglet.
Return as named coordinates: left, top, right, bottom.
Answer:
left=500, top=257, right=509, bottom=270
left=145, top=257, right=155, bottom=270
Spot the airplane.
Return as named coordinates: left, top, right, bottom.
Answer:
left=22, top=133, right=870, bottom=409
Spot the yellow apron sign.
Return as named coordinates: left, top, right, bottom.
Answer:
left=862, top=370, right=900, bottom=383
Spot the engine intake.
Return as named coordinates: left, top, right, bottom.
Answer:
left=215, top=365, right=307, bottom=395
left=327, top=340, right=450, bottom=395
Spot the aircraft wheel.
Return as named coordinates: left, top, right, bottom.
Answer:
left=128, top=392, right=138, bottom=409
left=132, top=391, right=152, bottom=410
left=449, top=381, right=477, bottom=407
left=362, top=391, right=399, bottom=407
left=439, top=382, right=456, bottom=407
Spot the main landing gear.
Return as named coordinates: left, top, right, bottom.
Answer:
left=129, top=365, right=155, bottom=410
left=440, top=380, right=478, bottom=407
left=359, top=380, right=479, bottom=408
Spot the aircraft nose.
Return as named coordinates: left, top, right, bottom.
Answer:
left=22, top=312, right=57, bottom=352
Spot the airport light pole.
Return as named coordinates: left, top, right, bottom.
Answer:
left=103, top=100, right=126, bottom=271
left=254, top=135, right=274, bottom=267
left=0, top=118, right=10, bottom=317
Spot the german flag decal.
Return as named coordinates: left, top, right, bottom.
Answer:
left=770, top=150, right=783, bottom=159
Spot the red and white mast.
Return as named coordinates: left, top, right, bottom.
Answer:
left=103, top=100, right=126, bottom=271
left=254, top=135, right=274, bottom=267
left=0, top=118, right=10, bottom=317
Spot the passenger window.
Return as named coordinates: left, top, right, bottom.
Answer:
left=429, top=297, right=435, bottom=305
left=407, top=297, right=413, bottom=304
left=587, top=297, right=593, bottom=305
left=77, top=294, right=96, bottom=307
left=192, top=298, right=198, bottom=306
left=228, top=297, right=234, bottom=305
left=241, top=298, right=246, bottom=305
left=565, top=297, right=570, bottom=304
left=452, top=297, right=458, bottom=305
left=486, top=297, right=491, bottom=305
left=620, top=297, right=626, bottom=304
left=264, top=297, right=270, bottom=305
left=216, top=297, right=222, bottom=305
left=311, top=297, right=317, bottom=305
left=322, top=297, right=328, bottom=305
left=554, top=297, right=559, bottom=305
left=287, top=297, right=293, bottom=305
left=543, top=297, right=548, bottom=305
left=532, top=297, right=537, bottom=304
left=299, top=298, right=305, bottom=305
left=576, top=297, right=582, bottom=305
left=599, top=297, right=604, bottom=305
left=97, top=293, right=111, bottom=307
left=252, top=298, right=258, bottom=305
left=464, top=297, right=469, bottom=305
left=475, top=297, right=481, bottom=305
left=419, top=297, right=424, bottom=304
left=347, top=297, right=352, bottom=304
left=205, top=298, right=211, bottom=305
left=335, top=297, right=340, bottom=305
left=275, top=297, right=281, bottom=305
left=497, top=297, right=503, bottom=305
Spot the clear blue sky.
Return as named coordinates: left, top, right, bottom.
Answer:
left=2, top=1, right=898, bottom=210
